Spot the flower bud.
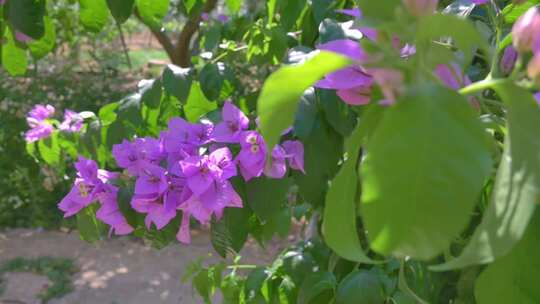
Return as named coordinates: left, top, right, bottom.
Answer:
left=402, top=0, right=438, bottom=17
left=527, top=54, right=540, bottom=82
left=500, top=46, right=518, bottom=75
left=512, top=7, right=540, bottom=53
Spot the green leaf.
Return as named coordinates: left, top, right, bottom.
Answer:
left=2, top=28, right=28, bottom=76
left=318, top=89, right=357, bottom=137
left=475, top=211, right=540, bottom=304
left=184, top=82, right=217, bottom=122
left=245, top=268, right=271, bottom=302
left=297, top=271, right=336, bottom=304
left=322, top=107, right=382, bottom=264
left=246, top=177, right=292, bottom=222
left=257, top=51, right=351, bottom=152
left=210, top=207, right=252, bottom=258
left=28, top=15, right=55, bottom=60
left=79, top=0, right=110, bottom=32
left=431, top=82, right=540, bottom=270
left=360, top=85, right=492, bottom=260
left=38, top=132, right=61, bottom=165
left=398, top=263, right=429, bottom=304
left=335, top=270, right=385, bottom=304
left=417, top=13, right=490, bottom=66
left=106, top=0, right=135, bottom=24
left=141, top=79, right=163, bottom=109
left=77, top=204, right=106, bottom=243
left=357, top=0, right=400, bottom=22
left=135, top=0, right=169, bottom=29
left=293, top=115, right=343, bottom=206
left=225, top=0, right=241, bottom=13
left=199, top=63, right=224, bottom=101
left=7, top=0, right=46, bottom=39
left=502, top=0, right=538, bottom=24
left=194, top=269, right=212, bottom=304
left=277, top=0, right=306, bottom=31
left=162, top=64, right=192, bottom=103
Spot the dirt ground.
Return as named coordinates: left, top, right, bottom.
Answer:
left=0, top=229, right=288, bottom=304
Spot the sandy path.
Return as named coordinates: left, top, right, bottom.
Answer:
left=0, top=229, right=285, bottom=304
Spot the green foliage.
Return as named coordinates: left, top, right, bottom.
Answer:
left=79, top=0, right=110, bottom=32
left=135, top=0, right=169, bottom=29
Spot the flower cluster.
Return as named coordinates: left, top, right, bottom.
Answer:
left=25, top=104, right=84, bottom=143
left=58, top=102, right=304, bottom=244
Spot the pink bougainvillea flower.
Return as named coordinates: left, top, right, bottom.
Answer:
left=264, top=145, right=288, bottom=179
left=161, top=117, right=213, bottom=153
left=282, top=140, right=305, bottom=173
left=212, top=101, right=249, bottom=143
left=370, top=68, right=404, bottom=106
left=512, top=7, right=540, bottom=53
left=25, top=124, right=54, bottom=143
left=59, top=110, right=83, bottom=133
left=527, top=54, right=540, bottom=82
left=335, top=8, right=362, bottom=18
left=402, top=0, right=438, bottom=17
left=236, top=131, right=267, bottom=181
left=133, top=163, right=168, bottom=199
left=0, top=0, right=6, bottom=5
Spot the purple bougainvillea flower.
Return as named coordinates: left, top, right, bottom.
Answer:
left=15, top=31, right=32, bottom=43
left=134, top=164, right=169, bottom=200
left=217, top=14, right=230, bottom=23
left=500, top=46, right=518, bottom=75
left=213, top=101, right=249, bottom=143
left=435, top=63, right=471, bottom=90
left=236, top=131, right=267, bottom=181
left=315, top=39, right=374, bottom=105
left=58, top=156, right=118, bottom=218
left=25, top=124, right=54, bottom=143
left=534, top=93, right=540, bottom=106
left=282, top=140, right=305, bottom=173
left=25, top=104, right=56, bottom=143
left=0, top=0, right=6, bottom=5
left=113, top=137, right=165, bottom=176
left=208, top=147, right=237, bottom=180
left=96, top=191, right=133, bottom=236
left=264, top=145, right=287, bottom=179
left=400, top=44, right=417, bottom=58
left=177, top=211, right=192, bottom=244
left=201, top=12, right=209, bottom=21
left=335, top=8, right=362, bottom=18
left=59, top=110, right=83, bottom=133
left=162, top=117, right=214, bottom=152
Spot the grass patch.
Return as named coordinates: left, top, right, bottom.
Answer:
left=0, top=257, right=78, bottom=303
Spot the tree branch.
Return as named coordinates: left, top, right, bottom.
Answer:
left=174, top=0, right=218, bottom=67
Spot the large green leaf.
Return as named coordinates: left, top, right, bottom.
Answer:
left=322, top=107, right=382, bottom=264
left=1, top=28, right=28, bottom=76
left=77, top=204, right=106, bottom=243
left=38, top=131, right=61, bottom=165
left=135, top=0, right=169, bottom=29
left=475, top=211, right=540, bottom=304
left=431, top=82, right=540, bottom=270
left=417, top=13, right=490, bottom=66
left=106, top=0, right=135, bottom=24
left=357, top=0, right=400, bottom=22
left=257, top=51, right=351, bottom=152
left=360, top=85, right=492, bottom=260
left=297, top=271, right=336, bottom=304
left=210, top=207, right=251, bottom=258
left=225, top=0, right=242, bottom=13
left=7, top=0, right=46, bottom=39
left=79, top=0, right=110, bottom=32
left=502, top=0, right=539, bottom=24
left=199, top=63, right=224, bottom=101
left=28, top=15, right=56, bottom=60
left=184, top=82, right=217, bottom=122
left=246, top=177, right=292, bottom=222
left=335, top=270, right=386, bottom=304
left=162, top=64, right=192, bottom=103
